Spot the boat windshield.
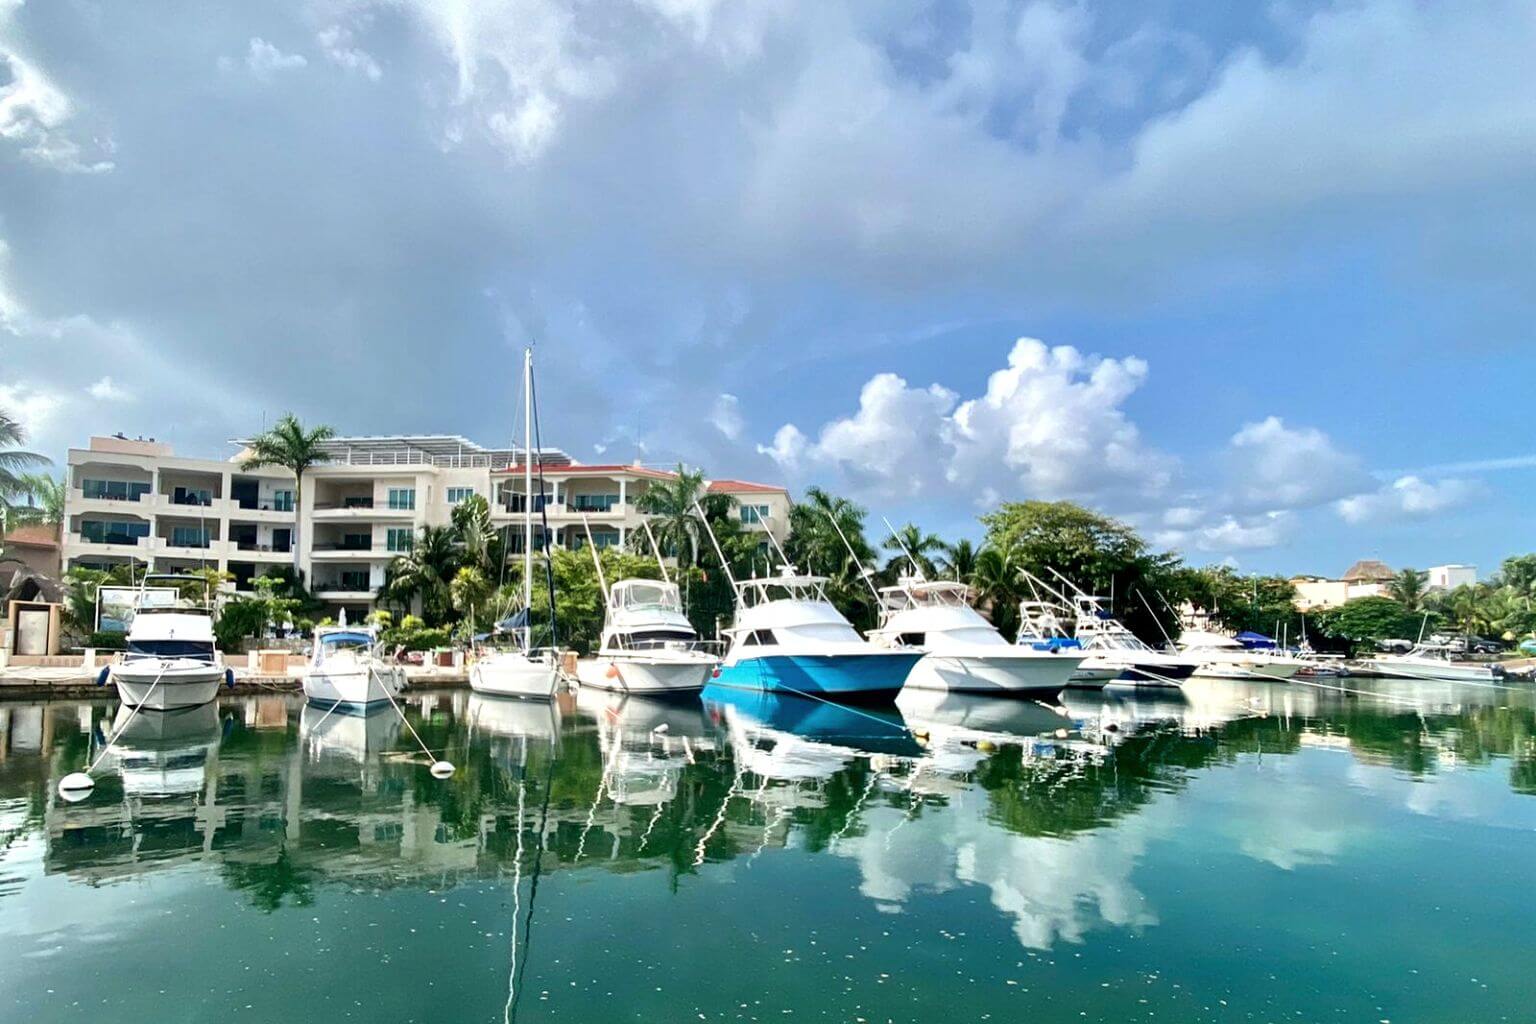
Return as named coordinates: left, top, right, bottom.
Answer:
left=126, top=639, right=215, bottom=660
left=615, top=582, right=682, bottom=613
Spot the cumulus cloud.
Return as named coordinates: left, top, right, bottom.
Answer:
left=87, top=376, right=130, bottom=401
left=1224, top=416, right=1371, bottom=510
left=0, top=381, right=60, bottom=439
left=245, top=38, right=307, bottom=79
left=317, top=26, right=382, bottom=81
left=760, top=338, right=1170, bottom=505
left=1335, top=476, right=1480, bottom=524
left=0, top=42, right=112, bottom=172
left=709, top=392, right=743, bottom=440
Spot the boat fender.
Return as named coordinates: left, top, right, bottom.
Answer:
left=225, top=668, right=237, bottom=689
left=95, top=666, right=110, bottom=687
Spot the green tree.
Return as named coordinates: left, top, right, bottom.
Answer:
left=548, top=547, right=664, bottom=653
left=971, top=546, right=1021, bottom=638
left=238, top=414, right=335, bottom=575
left=5, top=472, right=65, bottom=529
left=938, top=538, right=979, bottom=583
left=0, top=410, right=50, bottom=515
left=1387, top=567, right=1429, bottom=610
left=783, top=486, right=879, bottom=628
left=380, top=525, right=461, bottom=625
left=635, top=465, right=720, bottom=569
left=1314, top=596, right=1423, bottom=650
left=450, top=565, right=492, bottom=635
left=882, top=522, right=945, bottom=579
left=1497, top=554, right=1536, bottom=594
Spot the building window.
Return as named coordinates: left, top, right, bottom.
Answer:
left=445, top=487, right=476, bottom=505
left=387, top=487, right=416, bottom=511
left=339, top=570, right=369, bottom=591
left=80, top=520, right=149, bottom=545
left=170, top=525, right=211, bottom=549
left=571, top=494, right=618, bottom=512
left=170, top=486, right=213, bottom=506
left=82, top=479, right=151, bottom=502
left=272, top=490, right=294, bottom=512
left=341, top=531, right=372, bottom=550
left=740, top=504, right=770, bottom=524
left=386, top=528, right=414, bottom=553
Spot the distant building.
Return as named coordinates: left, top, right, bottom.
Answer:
left=61, top=434, right=790, bottom=622
left=1290, top=575, right=1350, bottom=612
left=1341, top=559, right=1394, bottom=601
left=1425, top=564, right=1476, bottom=591
left=1, top=524, right=62, bottom=580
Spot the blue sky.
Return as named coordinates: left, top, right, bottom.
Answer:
left=1, top=0, right=1532, bottom=578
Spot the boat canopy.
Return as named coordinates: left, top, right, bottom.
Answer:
left=733, top=572, right=831, bottom=608
left=880, top=578, right=970, bottom=612
left=610, top=579, right=682, bottom=613
left=319, top=630, right=374, bottom=646
left=1235, top=631, right=1276, bottom=649
left=495, top=608, right=531, bottom=633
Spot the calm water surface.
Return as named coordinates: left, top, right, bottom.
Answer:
left=1, top=679, right=1533, bottom=1023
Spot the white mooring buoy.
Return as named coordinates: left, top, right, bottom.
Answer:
left=430, top=760, right=456, bottom=779
left=58, top=772, right=96, bottom=801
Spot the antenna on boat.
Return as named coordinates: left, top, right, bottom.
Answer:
left=580, top=513, right=610, bottom=602
left=691, top=500, right=738, bottom=590
left=639, top=517, right=671, bottom=585
left=880, top=516, right=924, bottom=581
left=824, top=508, right=882, bottom=602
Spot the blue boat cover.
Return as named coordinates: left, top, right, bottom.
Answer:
left=320, top=630, right=373, bottom=646
left=1235, top=631, right=1276, bottom=649
left=496, top=608, right=531, bottom=633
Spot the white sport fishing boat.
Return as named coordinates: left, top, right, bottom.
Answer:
left=1015, top=599, right=1117, bottom=686
left=1358, top=643, right=1501, bottom=682
left=303, top=623, right=407, bottom=708
left=1178, top=630, right=1302, bottom=681
left=470, top=347, right=560, bottom=701
left=1020, top=571, right=1197, bottom=688
left=105, top=573, right=231, bottom=710
left=575, top=518, right=718, bottom=695
left=867, top=577, right=1085, bottom=695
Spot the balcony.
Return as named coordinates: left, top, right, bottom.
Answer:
left=311, top=500, right=414, bottom=519
left=228, top=498, right=295, bottom=520
left=230, top=540, right=292, bottom=560
left=312, top=581, right=375, bottom=599
left=309, top=541, right=383, bottom=560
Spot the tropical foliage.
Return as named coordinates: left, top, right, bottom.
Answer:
left=0, top=411, right=52, bottom=534
left=238, top=414, right=335, bottom=574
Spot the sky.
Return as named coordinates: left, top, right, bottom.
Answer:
left=1, top=0, right=1532, bottom=578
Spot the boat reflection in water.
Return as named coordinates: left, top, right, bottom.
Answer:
left=110, top=700, right=224, bottom=798
left=299, top=700, right=404, bottom=771
left=704, top=687, right=920, bottom=781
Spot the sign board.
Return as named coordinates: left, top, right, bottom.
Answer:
left=97, top=586, right=178, bottom=633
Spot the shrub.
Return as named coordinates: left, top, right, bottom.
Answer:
left=86, top=630, right=127, bottom=650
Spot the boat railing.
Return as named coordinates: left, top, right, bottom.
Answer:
left=609, top=636, right=726, bottom=657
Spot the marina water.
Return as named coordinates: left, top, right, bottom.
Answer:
left=1, top=679, right=1532, bottom=1023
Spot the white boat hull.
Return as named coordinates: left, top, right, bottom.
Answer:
left=304, top=665, right=406, bottom=707
left=1359, top=658, right=1496, bottom=682
left=1067, top=661, right=1121, bottom=686
left=113, top=660, right=226, bottom=710
left=903, top=652, right=1083, bottom=695
left=470, top=653, right=559, bottom=700
left=1191, top=660, right=1301, bottom=681
left=576, top=653, right=713, bottom=694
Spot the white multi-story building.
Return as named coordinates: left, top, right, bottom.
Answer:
left=63, top=434, right=790, bottom=621
left=1425, top=564, right=1476, bottom=591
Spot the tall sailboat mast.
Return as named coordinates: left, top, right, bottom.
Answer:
left=523, top=348, right=534, bottom=653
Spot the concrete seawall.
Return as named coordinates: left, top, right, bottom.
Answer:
left=0, top=667, right=470, bottom=700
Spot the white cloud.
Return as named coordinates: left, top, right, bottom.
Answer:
left=1335, top=475, right=1480, bottom=524
left=245, top=38, right=307, bottom=79
left=317, top=26, right=382, bottom=82
left=1225, top=416, right=1371, bottom=510
left=86, top=376, right=130, bottom=401
left=0, top=381, right=61, bottom=439
left=709, top=392, right=743, bottom=440
left=760, top=338, right=1171, bottom=505
left=0, top=44, right=112, bottom=172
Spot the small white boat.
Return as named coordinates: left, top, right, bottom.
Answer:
left=470, top=347, right=561, bottom=702
left=1358, top=644, right=1500, bottom=682
left=108, top=573, right=230, bottom=710
left=867, top=577, right=1084, bottom=695
left=1020, top=573, right=1198, bottom=688
left=1178, top=630, right=1302, bottom=681
left=303, top=625, right=407, bottom=708
left=576, top=578, right=718, bottom=695
left=1016, top=599, right=1117, bottom=686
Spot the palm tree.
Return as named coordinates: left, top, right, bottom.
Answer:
left=971, top=546, right=1021, bottom=637
left=786, top=486, right=875, bottom=579
left=5, top=472, right=65, bottom=530
left=450, top=566, right=491, bottom=635
left=238, top=415, right=335, bottom=575
left=635, top=465, right=717, bottom=569
left=1386, top=567, right=1428, bottom=610
left=939, top=538, right=978, bottom=583
left=0, top=410, right=51, bottom=516
left=882, top=521, right=945, bottom=579
left=380, top=525, right=460, bottom=624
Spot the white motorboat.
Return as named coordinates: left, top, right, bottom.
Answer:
left=575, top=577, right=718, bottom=696
left=867, top=577, right=1085, bottom=695
left=107, top=573, right=230, bottom=710
left=1358, top=644, right=1501, bottom=682
left=1020, top=572, right=1198, bottom=688
left=1016, top=599, right=1117, bottom=686
left=470, top=347, right=560, bottom=702
left=1178, top=629, right=1302, bottom=681
left=302, top=624, right=407, bottom=708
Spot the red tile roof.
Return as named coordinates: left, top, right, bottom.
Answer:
left=707, top=479, right=788, bottom=494
left=2, top=525, right=60, bottom=549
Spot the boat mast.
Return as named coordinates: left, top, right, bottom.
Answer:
left=523, top=348, right=534, bottom=653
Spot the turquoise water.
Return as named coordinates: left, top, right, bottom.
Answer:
left=1, top=678, right=1533, bottom=1023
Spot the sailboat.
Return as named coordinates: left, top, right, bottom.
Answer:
left=574, top=516, right=718, bottom=695
left=470, top=348, right=560, bottom=700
